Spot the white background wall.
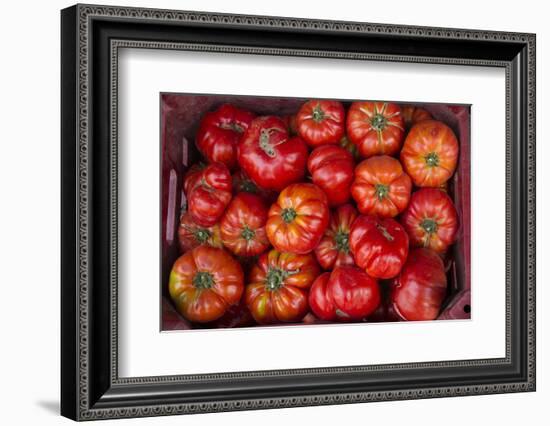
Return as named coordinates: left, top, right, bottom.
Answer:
left=0, top=0, right=547, bottom=424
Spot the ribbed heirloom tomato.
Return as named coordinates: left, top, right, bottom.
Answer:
left=186, top=162, right=232, bottom=227
left=266, top=183, right=329, bottom=254
left=196, top=104, right=255, bottom=170
left=349, top=215, right=409, bottom=279
left=351, top=155, right=412, bottom=218
left=346, top=101, right=405, bottom=158
left=220, top=192, right=270, bottom=257
left=177, top=212, right=222, bottom=253
left=183, top=162, right=205, bottom=195
left=400, top=120, right=459, bottom=187
left=391, top=248, right=448, bottom=321
left=238, top=116, right=308, bottom=191
left=314, top=204, right=358, bottom=270
left=307, top=145, right=355, bottom=207
left=309, top=266, right=380, bottom=321
left=245, top=250, right=320, bottom=324
left=169, top=246, right=244, bottom=323
left=296, top=100, right=345, bottom=147
left=400, top=105, right=433, bottom=129
left=401, top=188, right=459, bottom=253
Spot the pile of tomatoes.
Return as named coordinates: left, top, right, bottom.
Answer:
left=169, top=100, right=460, bottom=327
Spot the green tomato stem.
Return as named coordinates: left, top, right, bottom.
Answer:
left=192, top=271, right=214, bottom=289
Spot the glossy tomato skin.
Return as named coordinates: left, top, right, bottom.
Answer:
left=238, top=116, right=308, bottom=192
left=326, top=266, right=381, bottom=320
left=186, top=162, right=232, bottom=227
left=245, top=250, right=320, bottom=324
left=183, top=163, right=206, bottom=196
left=177, top=212, right=223, bottom=253
left=307, top=145, right=355, bottom=207
left=351, top=155, right=412, bottom=218
left=401, top=188, right=459, bottom=253
left=220, top=192, right=270, bottom=257
left=314, top=204, right=358, bottom=270
left=196, top=104, right=255, bottom=170
left=308, top=273, right=337, bottom=321
left=391, top=248, right=447, bottom=321
left=296, top=100, right=345, bottom=147
left=168, top=246, right=244, bottom=323
left=400, top=120, right=459, bottom=187
left=346, top=102, right=405, bottom=158
left=400, top=105, right=433, bottom=129
left=266, top=183, right=330, bottom=254
left=349, top=215, right=409, bottom=279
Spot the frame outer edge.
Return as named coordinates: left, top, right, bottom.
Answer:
left=66, top=4, right=536, bottom=420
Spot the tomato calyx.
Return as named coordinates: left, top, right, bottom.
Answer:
left=375, top=222, right=395, bottom=242
left=219, top=122, right=244, bottom=133
left=334, top=229, right=350, bottom=253
left=420, top=218, right=439, bottom=235
left=192, top=271, right=215, bottom=289
left=424, top=152, right=440, bottom=167
left=265, top=267, right=299, bottom=291
left=281, top=208, right=297, bottom=224
left=193, top=227, right=212, bottom=243
left=240, top=226, right=256, bottom=241
left=259, top=127, right=287, bottom=158
left=370, top=114, right=388, bottom=131
left=311, top=103, right=326, bottom=123
left=374, top=183, right=390, bottom=201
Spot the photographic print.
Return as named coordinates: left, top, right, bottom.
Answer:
left=160, top=94, right=471, bottom=331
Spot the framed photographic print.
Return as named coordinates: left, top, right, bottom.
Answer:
left=61, top=4, right=536, bottom=421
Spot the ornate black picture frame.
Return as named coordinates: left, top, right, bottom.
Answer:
left=61, top=4, right=536, bottom=421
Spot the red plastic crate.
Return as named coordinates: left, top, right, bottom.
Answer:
left=160, top=94, right=471, bottom=330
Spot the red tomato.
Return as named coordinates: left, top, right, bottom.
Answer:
left=245, top=250, right=320, bottom=324
left=391, top=248, right=447, bottom=321
left=168, top=246, right=244, bottom=323
left=296, top=100, right=345, bottom=147
left=186, top=162, right=232, bottom=227
left=400, top=105, right=433, bottom=129
left=183, top=163, right=206, bottom=196
left=266, top=183, right=329, bottom=254
left=220, top=192, right=270, bottom=257
left=238, top=116, right=309, bottom=191
left=196, top=104, right=255, bottom=170
left=349, top=215, right=409, bottom=279
left=307, top=145, right=354, bottom=207
left=177, top=212, right=222, bottom=253
left=401, top=188, right=459, bottom=253
left=308, top=273, right=336, bottom=321
left=314, top=204, right=358, bottom=270
left=400, top=120, right=459, bottom=187
left=351, top=155, right=412, bottom=218
left=346, top=101, right=405, bottom=158
left=309, top=266, right=380, bottom=321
